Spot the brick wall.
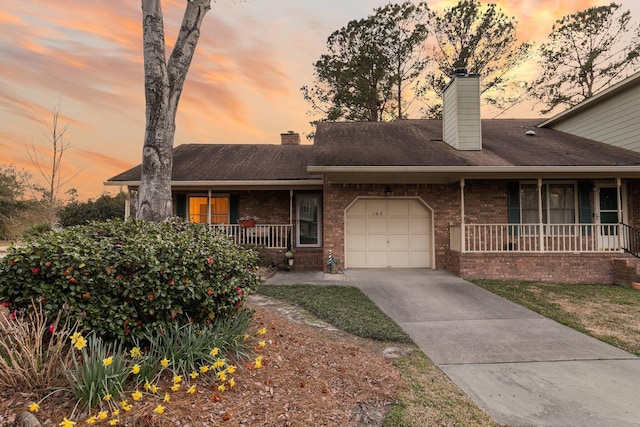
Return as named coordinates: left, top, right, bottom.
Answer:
left=238, top=190, right=290, bottom=225
left=451, top=252, right=623, bottom=284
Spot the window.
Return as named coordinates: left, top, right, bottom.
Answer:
left=516, top=183, right=576, bottom=224
left=296, top=194, right=321, bottom=247
left=188, top=196, right=229, bottom=224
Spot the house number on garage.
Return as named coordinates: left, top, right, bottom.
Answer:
left=371, top=211, right=384, bottom=216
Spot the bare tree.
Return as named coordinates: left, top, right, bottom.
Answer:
left=27, top=106, right=77, bottom=227
left=137, top=0, right=212, bottom=221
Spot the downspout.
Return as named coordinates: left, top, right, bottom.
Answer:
left=289, top=189, right=294, bottom=249
left=538, top=178, right=544, bottom=251
left=460, top=178, right=465, bottom=253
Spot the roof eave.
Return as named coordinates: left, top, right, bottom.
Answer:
left=104, top=179, right=324, bottom=188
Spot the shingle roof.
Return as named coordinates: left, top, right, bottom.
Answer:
left=310, top=119, right=640, bottom=167
left=107, top=143, right=317, bottom=182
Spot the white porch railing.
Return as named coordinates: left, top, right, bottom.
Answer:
left=450, top=224, right=623, bottom=253
left=211, top=224, right=291, bottom=249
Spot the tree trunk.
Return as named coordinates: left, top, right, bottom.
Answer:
left=137, top=0, right=211, bottom=221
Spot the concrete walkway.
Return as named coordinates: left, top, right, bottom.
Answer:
left=266, top=269, right=640, bottom=427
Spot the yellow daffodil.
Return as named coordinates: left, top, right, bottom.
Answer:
left=170, top=383, right=180, bottom=392
left=119, top=400, right=128, bottom=408
left=190, top=371, right=198, bottom=379
left=131, top=390, right=142, bottom=401
left=217, top=384, right=226, bottom=392
left=153, top=405, right=165, bottom=415
left=199, top=365, right=209, bottom=373
left=209, top=347, right=219, bottom=356
left=243, top=333, right=249, bottom=341
left=150, top=384, right=159, bottom=393
left=123, top=404, right=132, bottom=412
left=28, top=402, right=39, bottom=412
left=108, top=419, right=118, bottom=426
left=214, top=359, right=225, bottom=369
left=160, top=358, right=170, bottom=367
left=103, top=393, right=112, bottom=401
left=98, top=411, right=108, bottom=420
left=130, top=347, right=142, bottom=358
left=228, top=377, right=236, bottom=388
left=74, top=336, right=87, bottom=350
left=172, top=375, right=182, bottom=384
left=227, top=365, right=236, bottom=374
left=259, top=340, right=266, bottom=348
left=257, top=327, right=267, bottom=335
left=102, top=356, right=113, bottom=367
left=217, top=371, right=226, bottom=382
left=143, top=381, right=151, bottom=391
left=254, top=355, right=263, bottom=369
left=131, top=364, right=140, bottom=374
left=111, top=410, right=119, bottom=417
left=163, top=393, right=170, bottom=402
left=86, top=416, right=97, bottom=425
left=187, top=385, right=196, bottom=394
left=70, top=332, right=81, bottom=344
left=59, top=417, right=76, bottom=427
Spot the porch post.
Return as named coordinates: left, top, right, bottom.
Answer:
left=207, top=189, right=212, bottom=225
left=460, top=178, right=465, bottom=253
left=617, top=177, right=623, bottom=250
left=289, top=189, right=294, bottom=248
left=538, top=178, right=544, bottom=251
left=124, top=187, right=131, bottom=219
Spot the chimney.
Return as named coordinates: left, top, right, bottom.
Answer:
left=281, top=131, right=300, bottom=145
left=442, top=69, right=482, bottom=151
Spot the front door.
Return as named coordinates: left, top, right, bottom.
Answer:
left=596, top=186, right=620, bottom=250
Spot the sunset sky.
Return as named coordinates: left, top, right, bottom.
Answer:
left=1, top=0, right=637, bottom=200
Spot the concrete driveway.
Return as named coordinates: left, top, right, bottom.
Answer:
left=267, top=269, right=640, bottom=426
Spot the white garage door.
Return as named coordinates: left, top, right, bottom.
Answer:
left=346, top=198, right=432, bottom=268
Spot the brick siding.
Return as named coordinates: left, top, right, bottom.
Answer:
left=450, top=252, right=623, bottom=284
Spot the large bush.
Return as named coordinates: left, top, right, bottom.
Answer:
left=0, top=218, right=260, bottom=342
left=58, top=193, right=126, bottom=227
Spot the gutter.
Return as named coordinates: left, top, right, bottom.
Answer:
left=103, top=179, right=324, bottom=187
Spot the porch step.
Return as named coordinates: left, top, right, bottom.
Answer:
left=612, top=255, right=640, bottom=287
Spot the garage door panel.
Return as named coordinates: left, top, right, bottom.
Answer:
left=367, top=251, right=388, bottom=267
left=368, top=218, right=387, bottom=233
left=348, top=201, right=366, bottom=216
left=389, top=218, right=409, bottom=233
left=348, top=251, right=367, bottom=267
left=367, top=200, right=388, bottom=216
left=389, top=234, right=409, bottom=250
left=368, top=234, right=388, bottom=250
left=347, top=218, right=367, bottom=234
left=388, top=251, right=410, bottom=267
left=347, top=234, right=366, bottom=250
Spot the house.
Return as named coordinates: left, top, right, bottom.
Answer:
left=106, top=71, right=640, bottom=285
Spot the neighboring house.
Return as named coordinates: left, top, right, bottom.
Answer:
left=106, top=72, right=640, bottom=285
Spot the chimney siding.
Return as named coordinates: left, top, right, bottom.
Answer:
left=281, top=131, right=300, bottom=145
left=442, top=75, right=482, bottom=151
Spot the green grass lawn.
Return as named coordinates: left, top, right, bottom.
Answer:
left=256, top=284, right=499, bottom=426
left=472, top=280, right=640, bottom=356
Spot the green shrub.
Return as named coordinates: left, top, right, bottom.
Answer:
left=0, top=218, right=261, bottom=343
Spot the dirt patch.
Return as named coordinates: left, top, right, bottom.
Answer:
left=1, top=296, right=412, bottom=426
